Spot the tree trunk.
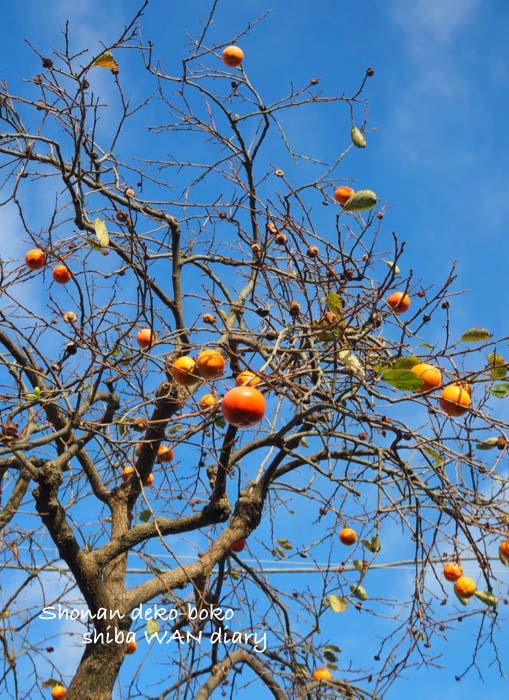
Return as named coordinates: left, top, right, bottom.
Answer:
left=66, top=639, right=125, bottom=700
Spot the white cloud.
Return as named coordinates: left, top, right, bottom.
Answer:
left=390, top=0, right=480, bottom=50
left=383, top=0, right=480, bottom=169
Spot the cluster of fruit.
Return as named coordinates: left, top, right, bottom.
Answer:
left=443, top=539, right=509, bottom=603
left=25, top=248, right=72, bottom=283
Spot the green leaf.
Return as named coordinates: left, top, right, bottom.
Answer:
left=499, top=548, right=509, bottom=567
left=168, top=423, right=183, bottom=435
left=327, top=595, right=348, bottom=612
left=324, top=649, right=339, bottom=663
left=324, top=644, right=342, bottom=653
left=353, top=559, right=368, bottom=573
left=277, top=538, right=293, bottom=550
left=146, top=618, right=159, bottom=635
left=87, top=236, right=106, bottom=252
left=454, top=591, right=471, bottom=606
left=390, top=356, right=421, bottom=370
left=377, top=368, right=423, bottom=391
left=42, top=680, right=61, bottom=689
left=342, top=189, right=377, bottom=212
left=325, top=291, right=344, bottom=316
left=460, top=328, right=492, bottom=342
left=139, top=510, right=151, bottom=523
left=474, top=590, right=498, bottom=607
left=94, top=217, right=109, bottom=247
left=350, top=584, right=368, bottom=601
left=361, top=535, right=381, bottom=553
left=490, top=383, right=509, bottom=399
left=476, top=437, right=499, bottom=450
left=423, top=447, right=445, bottom=467
left=215, top=417, right=226, bottom=428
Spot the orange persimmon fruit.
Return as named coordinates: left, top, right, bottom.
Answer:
left=411, top=363, right=442, bottom=392
left=443, top=562, right=463, bottom=582
left=221, top=386, right=266, bottom=427
left=334, top=186, right=355, bottom=206
left=136, top=328, right=156, bottom=349
left=387, top=291, right=410, bottom=314
left=439, top=383, right=471, bottom=417
left=222, top=45, right=244, bottom=67
left=170, top=356, right=200, bottom=386
left=25, top=248, right=46, bottom=270
left=454, top=576, right=476, bottom=598
left=312, top=667, right=332, bottom=681
left=196, top=349, right=226, bottom=380
left=52, top=264, right=72, bottom=284
left=338, top=527, right=357, bottom=546
left=235, top=370, right=261, bottom=387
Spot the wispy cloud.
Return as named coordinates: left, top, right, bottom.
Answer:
left=383, top=0, right=481, bottom=169
left=389, top=0, right=480, bottom=50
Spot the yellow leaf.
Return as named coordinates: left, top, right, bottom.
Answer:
left=94, top=217, right=109, bottom=247
left=93, top=51, right=118, bottom=71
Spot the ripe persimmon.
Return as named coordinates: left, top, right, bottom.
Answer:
left=221, top=386, right=266, bottom=427
left=230, top=538, right=246, bottom=553
left=199, top=393, right=218, bottom=409
left=196, top=349, right=226, bottom=380
left=334, top=186, right=354, bottom=206
left=339, top=527, right=357, bottom=546
left=121, top=466, right=135, bottom=482
left=411, top=363, right=442, bottom=392
left=136, top=328, right=156, bottom=349
left=443, top=562, right=463, bottom=582
left=51, top=685, right=67, bottom=699
left=235, top=370, right=261, bottom=387
left=144, top=473, right=154, bottom=487
left=157, top=445, right=174, bottom=463
left=25, top=248, right=46, bottom=270
left=126, top=639, right=137, bottom=654
left=222, top=45, right=244, bottom=68
left=170, top=356, right=200, bottom=386
left=52, top=264, right=72, bottom=284
left=499, top=539, right=509, bottom=565
left=439, top=384, right=471, bottom=417
left=454, top=576, right=476, bottom=598
left=312, top=667, right=332, bottom=681
left=387, top=291, right=410, bottom=314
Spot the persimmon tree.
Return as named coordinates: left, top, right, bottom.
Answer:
left=1, top=4, right=509, bottom=700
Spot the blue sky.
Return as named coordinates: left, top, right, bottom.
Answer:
left=1, top=1, right=509, bottom=698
